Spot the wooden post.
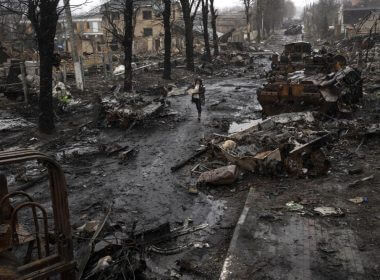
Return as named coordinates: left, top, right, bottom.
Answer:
left=63, top=64, right=67, bottom=84
left=64, top=0, right=84, bottom=91
left=108, top=51, right=113, bottom=76
left=20, top=61, right=29, bottom=104
left=102, top=54, right=108, bottom=78
left=0, top=174, right=11, bottom=222
left=79, top=56, right=85, bottom=86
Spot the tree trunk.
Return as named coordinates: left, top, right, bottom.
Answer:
left=124, top=0, right=134, bottom=91
left=246, top=16, right=251, bottom=42
left=163, top=0, right=172, bottom=79
left=256, top=3, right=261, bottom=43
left=33, top=2, right=59, bottom=133
left=180, top=0, right=195, bottom=71
left=209, top=0, right=219, bottom=56
left=38, top=40, right=55, bottom=133
left=64, top=0, right=84, bottom=91
left=201, top=0, right=211, bottom=62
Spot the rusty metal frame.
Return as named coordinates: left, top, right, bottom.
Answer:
left=0, top=149, right=76, bottom=279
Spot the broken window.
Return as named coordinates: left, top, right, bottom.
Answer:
left=143, top=10, right=152, bottom=20
left=91, top=22, right=99, bottom=32
left=143, top=28, right=153, bottom=37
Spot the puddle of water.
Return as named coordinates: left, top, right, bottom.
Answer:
left=228, top=119, right=262, bottom=134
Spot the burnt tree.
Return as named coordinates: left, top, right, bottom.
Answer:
left=209, top=0, right=219, bottom=56
left=163, top=0, right=171, bottom=79
left=103, top=0, right=135, bottom=91
left=124, top=0, right=134, bottom=91
left=256, top=0, right=263, bottom=42
left=201, top=0, right=211, bottom=62
left=242, top=0, right=253, bottom=42
left=179, top=0, right=201, bottom=71
left=0, top=1, right=90, bottom=133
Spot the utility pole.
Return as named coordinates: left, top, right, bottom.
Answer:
left=64, top=0, right=84, bottom=91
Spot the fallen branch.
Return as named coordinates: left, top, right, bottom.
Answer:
left=171, top=148, right=208, bottom=172
left=150, top=223, right=208, bottom=245
left=78, top=203, right=112, bottom=279
left=107, top=144, right=130, bottom=156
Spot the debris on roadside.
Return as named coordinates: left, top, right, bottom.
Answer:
left=313, top=206, right=344, bottom=217
left=188, top=186, right=199, bottom=194
left=284, top=24, right=302, bottom=35
left=347, top=174, right=374, bottom=188
left=101, top=95, right=163, bottom=129
left=77, top=220, right=100, bottom=234
left=208, top=112, right=331, bottom=177
left=286, top=201, right=304, bottom=212
left=348, top=197, right=368, bottom=204
left=198, top=165, right=238, bottom=186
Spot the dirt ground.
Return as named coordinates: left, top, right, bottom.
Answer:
left=1, top=31, right=379, bottom=279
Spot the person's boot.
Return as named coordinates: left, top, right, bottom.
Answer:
left=198, top=112, right=201, bottom=122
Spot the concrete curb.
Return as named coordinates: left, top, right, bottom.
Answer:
left=219, top=187, right=256, bottom=280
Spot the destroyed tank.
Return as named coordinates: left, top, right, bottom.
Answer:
left=259, top=52, right=362, bottom=116
left=271, top=42, right=337, bottom=75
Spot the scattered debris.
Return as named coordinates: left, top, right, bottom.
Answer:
left=198, top=165, right=238, bottom=186
left=221, top=140, right=237, bottom=151
left=284, top=24, right=302, bottom=35
left=77, top=220, right=100, bottom=233
left=348, top=197, right=368, bottom=204
left=314, top=207, right=344, bottom=217
left=348, top=174, right=374, bottom=188
left=286, top=201, right=304, bottom=212
left=171, top=147, right=208, bottom=172
left=188, top=186, right=199, bottom=194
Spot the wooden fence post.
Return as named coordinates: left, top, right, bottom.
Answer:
left=79, top=56, right=85, bottom=88
left=102, top=54, right=108, bottom=78
left=20, top=61, right=29, bottom=104
left=63, top=64, right=67, bottom=84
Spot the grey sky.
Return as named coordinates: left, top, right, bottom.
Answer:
left=71, top=0, right=314, bottom=12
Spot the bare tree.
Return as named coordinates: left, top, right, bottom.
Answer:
left=0, top=0, right=66, bottom=133
left=64, top=0, right=84, bottom=91
left=242, top=0, right=253, bottom=41
left=201, top=0, right=211, bottom=62
left=209, top=0, right=219, bottom=56
left=179, top=0, right=201, bottom=71
left=163, top=0, right=172, bottom=79
left=103, top=0, right=135, bottom=91
left=284, top=0, right=296, bottom=20
left=256, top=0, right=263, bottom=42
left=302, top=0, right=340, bottom=38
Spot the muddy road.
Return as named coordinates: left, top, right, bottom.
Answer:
left=0, top=33, right=304, bottom=279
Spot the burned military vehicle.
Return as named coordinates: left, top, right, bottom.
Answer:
left=271, top=42, right=312, bottom=73
left=259, top=50, right=362, bottom=116
left=271, top=42, right=340, bottom=76
left=284, top=24, right=303, bottom=35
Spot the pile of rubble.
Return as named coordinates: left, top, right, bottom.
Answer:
left=92, top=85, right=171, bottom=129
left=208, top=112, right=330, bottom=178
left=171, top=111, right=335, bottom=193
